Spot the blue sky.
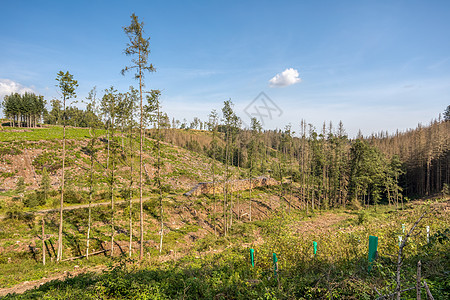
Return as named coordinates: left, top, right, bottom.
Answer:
left=1, top=0, right=449, bottom=137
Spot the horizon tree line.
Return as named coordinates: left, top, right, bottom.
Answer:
left=1, top=92, right=46, bottom=127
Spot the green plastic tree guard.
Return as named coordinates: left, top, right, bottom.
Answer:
left=313, top=241, right=317, bottom=255
left=368, top=235, right=378, bottom=272
left=250, top=248, right=255, bottom=267
left=273, top=253, right=278, bottom=276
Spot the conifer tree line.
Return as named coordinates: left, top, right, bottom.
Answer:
left=1, top=92, right=103, bottom=128
left=369, top=117, right=450, bottom=197
left=162, top=103, right=449, bottom=208
left=1, top=92, right=46, bottom=127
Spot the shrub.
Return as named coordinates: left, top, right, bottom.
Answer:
left=0, top=172, right=15, bottom=178
left=0, top=146, right=23, bottom=156
left=5, top=201, right=32, bottom=221
left=23, top=191, right=46, bottom=208
left=357, top=210, right=369, bottom=225
left=64, top=189, right=84, bottom=204
left=15, top=177, right=25, bottom=193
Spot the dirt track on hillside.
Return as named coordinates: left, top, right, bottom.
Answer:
left=0, top=197, right=152, bottom=220
left=0, top=265, right=106, bottom=297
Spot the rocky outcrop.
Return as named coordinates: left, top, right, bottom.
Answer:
left=184, top=176, right=279, bottom=196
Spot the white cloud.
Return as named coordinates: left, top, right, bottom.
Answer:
left=269, top=68, right=302, bottom=87
left=0, top=79, right=35, bottom=100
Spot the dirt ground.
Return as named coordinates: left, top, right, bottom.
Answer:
left=0, top=265, right=106, bottom=297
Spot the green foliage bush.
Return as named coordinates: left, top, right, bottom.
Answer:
left=357, top=210, right=369, bottom=225
left=23, top=191, right=46, bottom=208
left=32, top=151, right=61, bottom=173
left=0, top=171, right=15, bottom=178
left=64, top=189, right=84, bottom=204
left=0, top=145, right=23, bottom=156
left=15, top=177, right=25, bottom=193
left=5, top=201, right=32, bottom=221
left=1, top=203, right=448, bottom=299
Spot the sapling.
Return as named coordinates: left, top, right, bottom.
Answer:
left=395, top=210, right=433, bottom=300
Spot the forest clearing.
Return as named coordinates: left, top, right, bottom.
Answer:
left=1, top=4, right=450, bottom=299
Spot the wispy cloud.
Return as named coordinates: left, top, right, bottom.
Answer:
left=0, top=79, right=35, bottom=100
left=428, top=57, right=450, bottom=70
left=269, top=68, right=302, bottom=87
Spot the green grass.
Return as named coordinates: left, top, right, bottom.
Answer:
left=0, top=126, right=105, bottom=142
left=3, top=201, right=449, bottom=299
left=0, top=255, right=109, bottom=289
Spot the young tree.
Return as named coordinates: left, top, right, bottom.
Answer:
left=208, top=110, right=219, bottom=235
left=84, top=87, right=100, bottom=259
left=145, top=89, right=164, bottom=253
left=155, top=92, right=165, bottom=254
left=444, top=105, right=450, bottom=121
left=248, top=118, right=262, bottom=221
left=122, top=13, right=155, bottom=260
left=40, top=167, right=51, bottom=202
left=55, top=70, right=78, bottom=262
left=16, top=176, right=25, bottom=193
left=121, top=87, right=138, bottom=257
left=101, top=87, right=119, bottom=256
left=221, top=100, right=239, bottom=233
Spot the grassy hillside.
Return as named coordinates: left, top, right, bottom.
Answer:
left=0, top=126, right=239, bottom=211
left=0, top=125, right=448, bottom=299
left=1, top=199, right=448, bottom=299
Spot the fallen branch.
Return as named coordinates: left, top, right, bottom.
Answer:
left=376, top=285, right=424, bottom=300
left=396, top=209, right=433, bottom=299
left=60, top=249, right=109, bottom=262
left=373, top=287, right=382, bottom=296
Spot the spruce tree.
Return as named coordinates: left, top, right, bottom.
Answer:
left=122, top=13, right=155, bottom=260
left=55, top=70, right=78, bottom=262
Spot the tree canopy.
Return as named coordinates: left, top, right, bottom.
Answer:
left=2, top=92, right=46, bottom=127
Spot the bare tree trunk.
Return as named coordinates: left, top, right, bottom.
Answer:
left=87, top=141, right=94, bottom=259
left=249, top=160, right=252, bottom=222
left=223, top=130, right=229, bottom=236
left=387, top=185, right=391, bottom=207
left=42, top=218, right=45, bottom=266
left=110, top=153, right=115, bottom=257
left=416, top=260, right=421, bottom=300
left=212, top=141, right=217, bottom=235
left=157, top=104, right=164, bottom=255
left=139, top=48, right=144, bottom=260
left=426, top=158, right=431, bottom=196
left=237, top=154, right=240, bottom=221
left=129, top=129, right=134, bottom=257
left=57, top=96, right=66, bottom=262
